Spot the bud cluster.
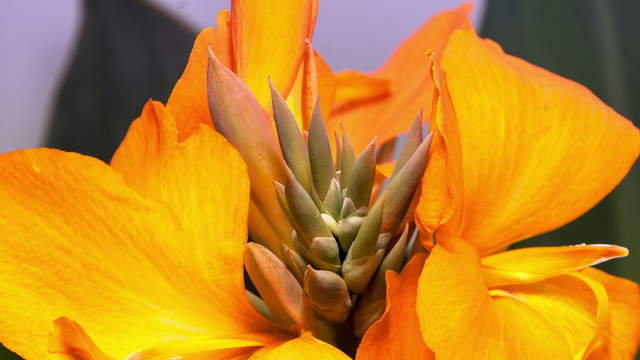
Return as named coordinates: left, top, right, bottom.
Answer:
left=206, top=52, right=432, bottom=345
left=268, top=81, right=432, bottom=337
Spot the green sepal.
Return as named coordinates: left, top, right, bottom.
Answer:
left=391, top=112, right=423, bottom=178
left=380, top=134, right=432, bottom=234
left=284, top=168, right=332, bottom=245
left=346, top=140, right=376, bottom=209
left=308, top=101, right=336, bottom=199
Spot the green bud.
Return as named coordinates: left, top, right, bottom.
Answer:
left=322, top=179, right=343, bottom=219
left=349, top=203, right=384, bottom=260
left=274, top=181, right=295, bottom=226
left=284, top=168, right=332, bottom=245
left=207, top=47, right=292, bottom=258
left=246, top=290, right=272, bottom=320
left=339, top=197, right=357, bottom=219
left=308, top=101, right=335, bottom=199
left=342, top=249, right=384, bottom=294
left=283, top=245, right=308, bottom=285
left=304, top=266, right=352, bottom=323
left=346, top=140, right=376, bottom=209
left=339, top=129, right=357, bottom=189
left=352, top=225, right=411, bottom=336
left=321, top=213, right=339, bottom=234
left=270, top=79, right=314, bottom=195
left=335, top=216, right=364, bottom=251
left=391, top=112, right=423, bottom=178
left=380, top=134, right=432, bottom=234
left=244, top=243, right=306, bottom=329
left=307, top=237, right=342, bottom=273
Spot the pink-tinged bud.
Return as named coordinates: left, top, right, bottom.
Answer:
left=207, top=47, right=292, bottom=257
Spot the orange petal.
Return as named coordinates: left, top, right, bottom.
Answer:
left=286, top=44, right=336, bottom=130
left=332, top=71, right=391, bottom=112
left=482, top=244, right=629, bottom=287
left=427, top=29, right=640, bottom=253
left=415, top=130, right=454, bottom=246
left=328, top=3, right=472, bottom=152
left=249, top=332, right=349, bottom=359
left=0, top=111, right=279, bottom=358
left=375, top=162, right=394, bottom=179
left=231, top=0, right=316, bottom=110
left=356, top=254, right=434, bottom=360
left=417, top=240, right=574, bottom=359
left=166, top=10, right=233, bottom=140
left=49, top=318, right=111, bottom=360
left=582, top=268, right=640, bottom=359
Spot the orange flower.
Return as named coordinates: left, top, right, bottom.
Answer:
left=0, top=2, right=472, bottom=359
left=2, top=1, right=638, bottom=359
left=361, top=29, right=640, bottom=359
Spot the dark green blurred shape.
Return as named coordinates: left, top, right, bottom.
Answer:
left=481, top=0, right=640, bottom=285
left=46, top=0, right=195, bottom=162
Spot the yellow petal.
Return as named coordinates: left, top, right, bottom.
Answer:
left=0, top=106, right=279, bottom=358
left=356, top=254, right=434, bottom=360
left=417, top=240, right=574, bottom=359
left=498, top=272, right=611, bottom=358
left=126, top=337, right=265, bottom=360
left=232, top=0, right=316, bottom=110
left=328, top=4, right=472, bottom=152
left=482, top=244, right=629, bottom=287
left=166, top=10, right=233, bottom=140
left=582, top=268, right=640, bottom=360
left=427, top=29, right=640, bottom=253
left=249, top=333, right=349, bottom=360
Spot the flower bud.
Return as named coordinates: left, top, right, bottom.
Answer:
left=304, top=266, right=352, bottom=323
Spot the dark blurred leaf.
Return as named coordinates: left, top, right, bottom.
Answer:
left=45, top=0, right=196, bottom=162
left=481, top=0, right=640, bottom=284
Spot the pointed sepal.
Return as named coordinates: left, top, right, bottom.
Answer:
left=308, top=102, right=336, bottom=199
left=346, top=140, right=377, bottom=209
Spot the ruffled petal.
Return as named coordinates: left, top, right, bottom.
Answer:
left=249, top=333, right=349, bottom=360
left=582, top=268, right=640, bottom=359
left=417, top=240, right=574, bottom=359
left=356, top=254, right=434, bottom=360
left=426, top=29, right=640, bottom=253
left=166, top=10, right=233, bottom=140
left=0, top=104, right=280, bottom=358
left=328, top=3, right=472, bottom=152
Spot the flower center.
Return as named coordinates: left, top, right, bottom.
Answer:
left=243, top=84, right=431, bottom=351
